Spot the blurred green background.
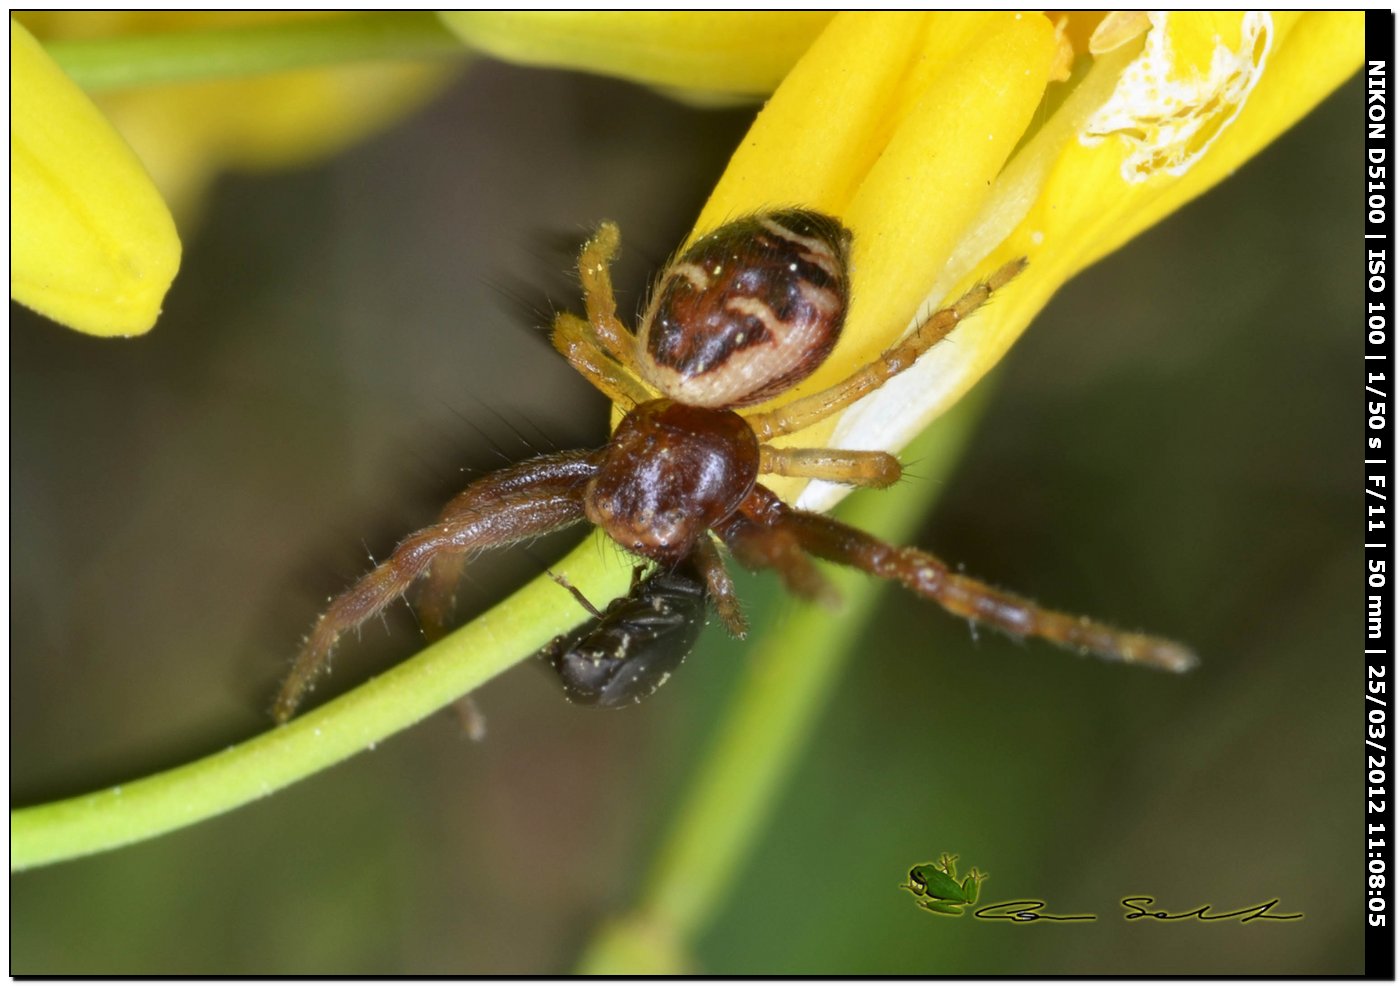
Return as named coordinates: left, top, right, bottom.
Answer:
left=12, top=47, right=1362, bottom=975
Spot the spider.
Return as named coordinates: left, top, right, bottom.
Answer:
left=272, top=209, right=1196, bottom=723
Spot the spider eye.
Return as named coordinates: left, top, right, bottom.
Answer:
left=637, top=209, right=852, bottom=409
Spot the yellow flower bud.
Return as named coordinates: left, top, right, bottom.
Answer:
left=11, top=18, right=180, bottom=337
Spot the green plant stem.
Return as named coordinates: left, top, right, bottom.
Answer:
left=43, top=12, right=465, bottom=91
left=577, top=390, right=988, bottom=973
left=10, top=538, right=632, bottom=871
left=11, top=385, right=985, bottom=882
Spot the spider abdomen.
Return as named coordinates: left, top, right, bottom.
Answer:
left=637, top=209, right=852, bottom=409
left=584, top=400, right=759, bottom=564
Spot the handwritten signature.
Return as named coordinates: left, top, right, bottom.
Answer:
left=903, top=856, right=1303, bottom=924
left=965, top=897, right=1302, bottom=924
left=1120, top=896, right=1303, bottom=923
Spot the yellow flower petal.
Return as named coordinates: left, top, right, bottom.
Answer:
left=688, top=12, right=1056, bottom=502
left=676, top=11, right=1360, bottom=511
left=828, top=13, right=1358, bottom=511
left=984, top=12, right=1360, bottom=285
left=843, top=13, right=1056, bottom=386
left=11, top=18, right=180, bottom=337
left=1088, top=11, right=1151, bottom=55
left=696, top=12, right=936, bottom=224
left=1082, top=11, right=1273, bottom=181
left=1084, top=11, right=1363, bottom=268
left=439, top=11, right=832, bottom=97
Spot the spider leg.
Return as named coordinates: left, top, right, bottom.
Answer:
left=545, top=571, right=608, bottom=620
left=545, top=562, right=661, bottom=630
left=773, top=503, right=1198, bottom=672
left=549, top=222, right=656, bottom=409
left=414, top=451, right=602, bottom=642
left=715, top=487, right=840, bottom=607
left=691, top=534, right=747, bottom=637
left=552, top=313, right=654, bottom=409
left=576, top=221, right=640, bottom=370
left=275, top=458, right=599, bottom=723
left=745, top=258, right=1027, bottom=441
left=759, top=445, right=901, bottom=488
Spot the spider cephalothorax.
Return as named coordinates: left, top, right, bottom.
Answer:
left=273, top=209, right=1195, bottom=722
left=584, top=399, right=759, bottom=564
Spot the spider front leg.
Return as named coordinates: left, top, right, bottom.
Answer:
left=745, top=258, right=1027, bottom=441
left=774, top=505, right=1198, bottom=672
left=575, top=221, right=636, bottom=368
left=549, top=222, right=656, bottom=409
left=274, top=454, right=600, bottom=723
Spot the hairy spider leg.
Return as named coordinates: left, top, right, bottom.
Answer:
left=745, top=257, right=1029, bottom=442
left=772, top=499, right=1199, bottom=673
left=413, top=451, right=603, bottom=642
left=690, top=534, right=747, bottom=637
left=274, top=460, right=599, bottom=723
left=758, top=445, right=902, bottom=488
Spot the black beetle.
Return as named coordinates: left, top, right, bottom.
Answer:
left=540, top=561, right=709, bottom=708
